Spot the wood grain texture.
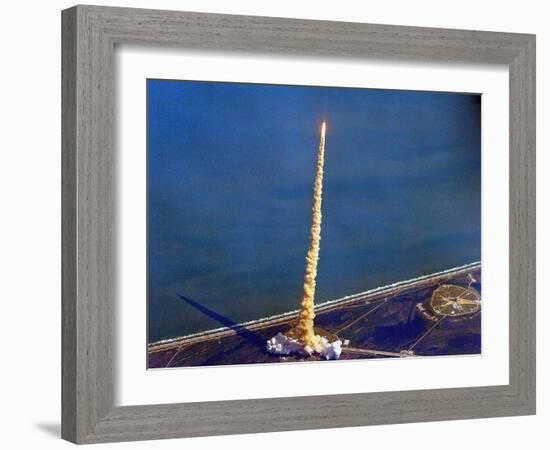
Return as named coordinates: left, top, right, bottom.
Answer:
left=61, top=7, right=77, bottom=443
left=61, top=4, right=536, bottom=444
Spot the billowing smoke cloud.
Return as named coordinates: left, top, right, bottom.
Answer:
left=295, top=121, right=326, bottom=349
left=266, top=121, right=341, bottom=359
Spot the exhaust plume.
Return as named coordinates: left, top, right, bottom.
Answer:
left=295, top=121, right=326, bottom=349
left=266, top=121, right=341, bottom=359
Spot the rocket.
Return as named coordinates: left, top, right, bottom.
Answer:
left=295, top=121, right=327, bottom=350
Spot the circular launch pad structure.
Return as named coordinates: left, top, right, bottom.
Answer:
left=430, top=284, right=481, bottom=317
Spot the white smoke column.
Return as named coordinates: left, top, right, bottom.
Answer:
left=296, top=121, right=326, bottom=350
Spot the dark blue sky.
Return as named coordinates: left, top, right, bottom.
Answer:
left=147, top=79, right=481, bottom=343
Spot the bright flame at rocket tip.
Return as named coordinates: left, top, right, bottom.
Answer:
left=321, top=121, right=326, bottom=134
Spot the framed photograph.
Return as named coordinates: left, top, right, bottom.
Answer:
left=62, top=5, right=536, bottom=444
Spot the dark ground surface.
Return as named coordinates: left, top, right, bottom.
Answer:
left=148, top=268, right=481, bottom=368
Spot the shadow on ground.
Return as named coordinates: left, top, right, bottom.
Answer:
left=176, top=293, right=266, bottom=349
left=35, top=423, right=60, bottom=438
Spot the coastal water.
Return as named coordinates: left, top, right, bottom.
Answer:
left=147, top=80, right=481, bottom=343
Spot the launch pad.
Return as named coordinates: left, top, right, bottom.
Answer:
left=148, top=263, right=481, bottom=368
left=430, top=285, right=481, bottom=317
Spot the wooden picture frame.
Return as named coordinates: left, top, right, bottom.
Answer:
left=62, top=5, right=536, bottom=444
